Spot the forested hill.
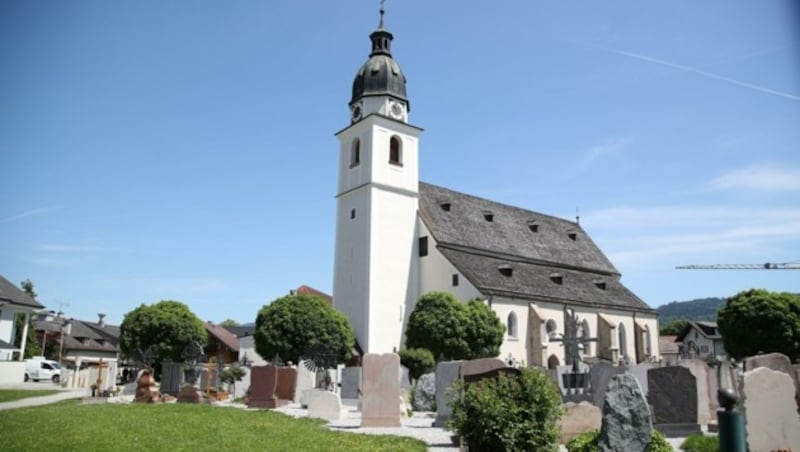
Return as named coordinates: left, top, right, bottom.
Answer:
left=656, top=297, right=726, bottom=324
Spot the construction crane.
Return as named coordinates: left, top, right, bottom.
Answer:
left=676, top=261, right=800, bottom=270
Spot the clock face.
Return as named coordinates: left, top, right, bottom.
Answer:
left=389, top=101, right=404, bottom=118
left=351, top=104, right=362, bottom=122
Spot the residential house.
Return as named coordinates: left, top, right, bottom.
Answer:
left=675, top=321, right=726, bottom=361
left=0, top=275, right=45, bottom=383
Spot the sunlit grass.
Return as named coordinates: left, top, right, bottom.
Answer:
left=0, top=389, right=61, bottom=402
left=0, top=401, right=428, bottom=452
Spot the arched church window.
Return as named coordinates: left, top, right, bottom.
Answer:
left=350, top=139, right=360, bottom=167
left=507, top=312, right=518, bottom=339
left=581, top=319, right=592, bottom=356
left=389, top=136, right=402, bottom=165
left=545, top=319, right=557, bottom=339
left=618, top=322, right=628, bottom=363
left=645, top=325, right=652, bottom=357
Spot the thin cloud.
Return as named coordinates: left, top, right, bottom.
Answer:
left=583, top=137, right=634, bottom=165
left=592, top=45, right=800, bottom=102
left=36, top=244, right=123, bottom=253
left=582, top=205, right=800, bottom=230
left=710, top=165, right=800, bottom=191
left=0, top=205, right=64, bottom=224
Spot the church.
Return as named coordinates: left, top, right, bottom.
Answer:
left=332, top=9, right=659, bottom=368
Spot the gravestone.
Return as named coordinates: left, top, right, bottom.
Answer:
left=361, top=353, right=401, bottom=427
left=625, top=362, right=653, bottom=397
left=340, top=366, right=361, bottom=399
left=247, top=365, right=284, bottom=409
left=744, top=352, right=800, bottom=409
left=177, top=383, right=205, bottom=403
left=559, top=401, right=601, bottom=444
left=648, top=366, right=699, bottom=429
left=679, top=359, right=717, bottom=425
left=160, top=362, right=185, bottom=396
left=742, top=366, right=800, bottom=451
left=307, top=389, right=343, bottom=422
left=597, top=374, right=653, bottom=452
left=412, top=372, right=435, bottom=411
left=460, top=357, right=507, bottom=382
left=199, top=367, right=219, bottom=393
left=295, top=360, right=315, bottom=404
left=433, top=360, right=463, bottom=427
left=589, top=361, right=626, bottom=408
left=275, top=367, right=297, bottom=403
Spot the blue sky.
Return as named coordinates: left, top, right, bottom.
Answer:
left=1, top=1, right=798, bottom=326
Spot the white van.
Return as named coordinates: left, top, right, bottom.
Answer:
left=24, top=357, right=62, bottom=383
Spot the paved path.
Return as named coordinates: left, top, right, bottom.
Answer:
left=0, top=384, right=88, bottom=411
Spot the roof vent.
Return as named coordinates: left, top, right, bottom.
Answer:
left=549, top=273, right=563, bottom=285
left=567, top=230, right=577, bottom=241
left=528, top=222, right=539, bottom=233
left=483, top=211, right=494, bottom=222
left=498, top=265, right=513, bottom=277
left=440, top=202, right=451, bottom=212
left=594, top=280, right=607, bottom=290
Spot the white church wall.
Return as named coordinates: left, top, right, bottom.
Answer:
left=418, top=221, right=482, bottom=302
left=369, top=121, right=419, bottom=194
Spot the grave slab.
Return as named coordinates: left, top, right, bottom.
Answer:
left=597, top=373, right=653, bottom=452
left=742, top=366, right=800, bottom=451
left=433, top=360, right=463, bottom=427
left=361, top=353, right=401, bottom=427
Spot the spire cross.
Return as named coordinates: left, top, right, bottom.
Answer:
left=379, top=0, right=386, bottom=29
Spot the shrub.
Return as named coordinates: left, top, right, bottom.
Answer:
left=565, top=429, right=671, bottom=452
left=399, top=348, right=435, bottom=381
left=680, top=433, right=719, bottom=452
left=449, top=367, right=562, bottom=452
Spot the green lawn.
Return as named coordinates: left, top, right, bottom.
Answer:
left=0, top=401, right=428, bottom=452
left=0, top=389, right=61, bottom=403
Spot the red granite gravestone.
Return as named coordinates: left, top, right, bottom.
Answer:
left=361, top=353, right=401, bottom=427
left=275, top=367, right=297, bottom=403
left=247, top=365, right=285, bottom=409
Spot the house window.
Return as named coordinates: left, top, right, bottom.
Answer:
left=350, top=139, right=361, bottom=167
left=507, top=312, right=518, bottom=339
left=498, top=265, right=513, bottom=277
left=452, top=274, right=459, bottom=286
left=419, top=236, right=428, bottom=257
left=389, top=136, right=402, bottom=165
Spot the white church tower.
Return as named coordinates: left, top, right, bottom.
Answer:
left=333, top=7, right=422, bottom=353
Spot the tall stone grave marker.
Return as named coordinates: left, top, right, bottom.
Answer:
left=295, top=360, right=316, bottom=404
left=247, top=365, right=284, bottom=409
left=340, top=366, right=361, bottom=399
left=742, top=366, right=800, bottom=451
left=589, top=361, right=626, bottom=408
left=648, top=366, right=701, bottom=436
left=361, top=353, right=401, bottom=427
left=433, top=360, right=463, bottom=427
left=160, top=361, right=185, bottom=396
left=679, top=359, right=717, bottom=425
left=625, top=362, right=653, bottom=397
left=275, top=367, right=297, bottom=403
left=597, top=373, right=653, bottom=452
left=744, top=352, right=800, bottom=409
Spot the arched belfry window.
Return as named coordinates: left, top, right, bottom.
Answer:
left=389, top=136, right=402, bottom=165
left=350, top=139, right=360, bottom=167
left=507, top=312, right=518, bottom=339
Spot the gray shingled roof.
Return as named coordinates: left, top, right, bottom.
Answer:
left=419, top=182, right=653, bottom=313
left=0, top=275, right=45, bottom=310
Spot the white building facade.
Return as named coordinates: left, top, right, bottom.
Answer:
left=333, top=10, right=659, bottom=366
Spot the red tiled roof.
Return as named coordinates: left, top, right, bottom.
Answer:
left=204, top=322, right=240, bottom=353
left=296, top=285, right=333, bottom=305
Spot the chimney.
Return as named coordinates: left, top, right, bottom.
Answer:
left=98, top=313, right=106, bottom=327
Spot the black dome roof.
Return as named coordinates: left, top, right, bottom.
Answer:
left=350, top=26, right=408, bottom=108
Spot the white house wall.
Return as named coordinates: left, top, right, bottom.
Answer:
left=0, top=308, right=16, bottom=360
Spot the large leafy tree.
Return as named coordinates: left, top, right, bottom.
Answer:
left=464, top=299, right=505, bottom=359
left=717, top=289, right=800, bottom=362
left=254, top=293, right=354, bottom=365
left=405, top=292, right=504, bottom=361
left=659, top=319, right=689, bottom=336
left=119, top=300, right=207, bottom=364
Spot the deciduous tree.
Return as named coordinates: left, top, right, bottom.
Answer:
left=717, top=289, right=800, bottom=362
left=119, top=300, right=207, bottom=364
left=254, top=294, right=354, bottom=365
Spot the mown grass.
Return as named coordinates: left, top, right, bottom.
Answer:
left=0, top=389, right=61, bottom=402
left=0, top=401, right=428, bottom=452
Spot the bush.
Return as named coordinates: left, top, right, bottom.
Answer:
left=449, top=367, right=562, bottom=452
left=680, top=433, right=719, bottom=452
left=399, top=348, right=435, bottom=381
left=565, top=429, right=671, bottom=452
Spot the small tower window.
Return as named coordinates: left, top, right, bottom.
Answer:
left=549, top=273, right=563, bottom=285
left=350, top=139, right=360, bottom=167
left=350, top=208, right=356, bottom=220
left=452, top=274, right=459, bottom=286
left=389, top=136, right=402, bottom=165
left=418, top=236, right=428, bottom=257
left=498, top=264, right=513, bottom=277
left=483, top=211, right=494, bottom=222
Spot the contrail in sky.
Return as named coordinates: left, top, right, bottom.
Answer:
left=598, top=46, right=800, bottom=102
left=0, top=205, right=64, bottom=223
